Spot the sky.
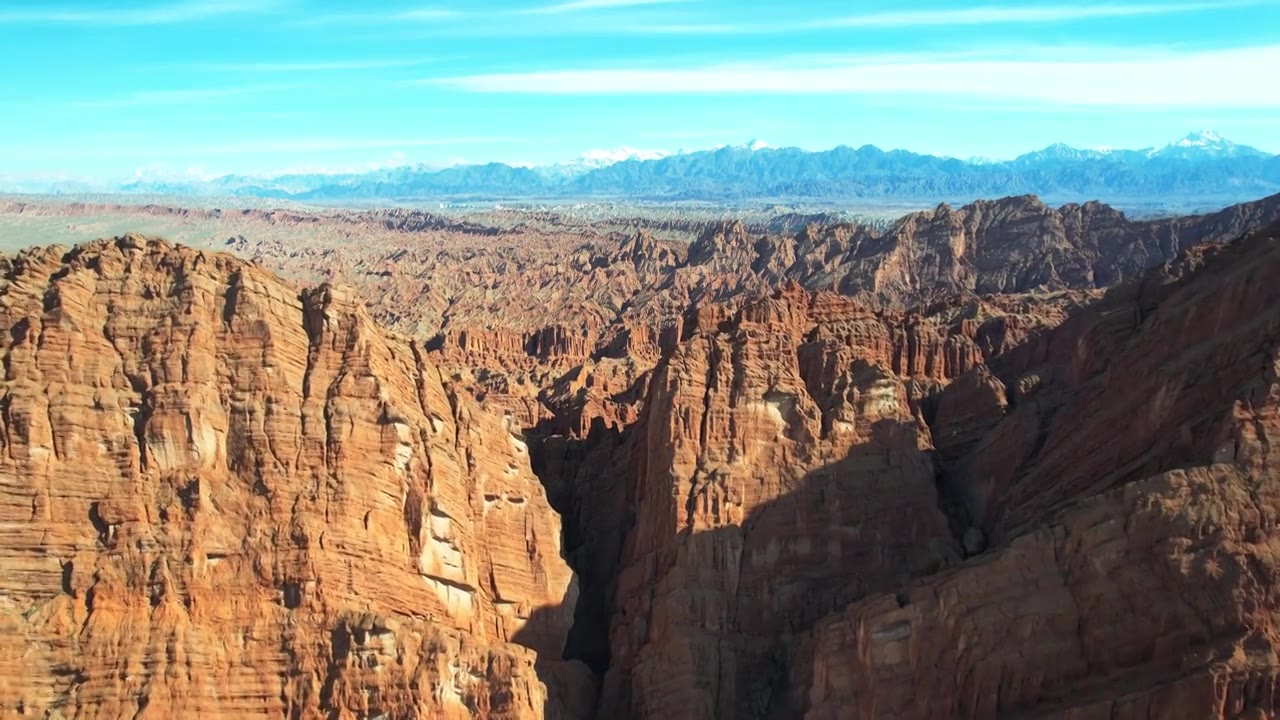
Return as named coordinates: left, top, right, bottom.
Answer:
left=1, top=0, right=1279, bottom=182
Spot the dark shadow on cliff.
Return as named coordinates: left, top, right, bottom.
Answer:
left=928, top=222, right=1280, bottom=546
left=513, top=413, right=633, bottom=719
left=514, top=220, right=1280, bottom=720
left=525, top=416, right=631, bottom=673
left=515, top=415, right=966, bottom=720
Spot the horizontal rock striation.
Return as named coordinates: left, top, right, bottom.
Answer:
left=4, top=201, right=1280, bottom=720
left=0, top=235, right=583, bottom=719
left=593, top=223, right=1280, bottom=719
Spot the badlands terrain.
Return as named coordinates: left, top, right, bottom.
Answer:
left=2, top=192, right=1280, bottom=718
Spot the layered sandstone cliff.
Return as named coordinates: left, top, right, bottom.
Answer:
left=589, top=223, right=1280, bottom=719
left=587, top=286, right=1080, bottom=718
left=793, top=226, right=1280, bottom=718
left=0, top=235, right=585, bottom=719
left=4, top=204, right=1280, bottom=720
left=230, top=192, right=1280, bottom=445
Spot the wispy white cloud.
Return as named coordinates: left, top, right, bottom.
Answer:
left=290, top=7, right=461, bottom=26
left=828, top=0, right=1268, bottom=26
left=70, top=84, right=302, bottom=109
left=188, top=136, right=519, bottom=154
left=200, top=59, right=436, bottom=72
left=640, top=128, right=754, bottom=141
left=318, top=0, right=1270, bottom=37
left=0, top=0, right=279, bottom=26
left=633, top=0, right=1270, bottom=33
left=431, top=44, right=1280, bottom=108
left=8, top=137, right=520, bottom=167
left=120, top=152, right=480, bottom=182
left=297, top=1, right=675, bottom=27
left=395, top=7, right=462, bottom=20
left=521, top=0, right=687, bottom=14
left=267, top=151, right=414, bottom=176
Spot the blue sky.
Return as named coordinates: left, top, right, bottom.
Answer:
left=1, top=0, right=1279, bottom=182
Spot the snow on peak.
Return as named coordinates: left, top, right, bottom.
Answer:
left=531, top=146, right=671, bottom=177
left=130, top=163, right=223, bottom=183
left=1148, top=129, right=1267, bottom=159
left=1173, top=129, right=1227, bottom=148
left=1021, top=142, right=1110, bottom=162
left=577, top=146, right=670, bottom=164
left=710, top=139, right=771, bottom=152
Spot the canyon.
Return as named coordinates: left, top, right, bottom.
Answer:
left=1, top=192, right=1280, bottom=718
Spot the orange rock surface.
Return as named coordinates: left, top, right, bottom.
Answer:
left=2, top=197, right=1280, bottom=720
left=219, top=192, right=1280, bottom=446
left=0, top=236, right=584, bottom=719
left=596, top=224, right=1280, bottom=719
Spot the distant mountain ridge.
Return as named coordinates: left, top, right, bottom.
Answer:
left=28, top=131, right=1280, bottom=204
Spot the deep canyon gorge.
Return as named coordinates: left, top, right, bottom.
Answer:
left=2, top=194, right=1280, bottom=718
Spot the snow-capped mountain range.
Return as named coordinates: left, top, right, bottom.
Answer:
left=11, top=131, right=1279, bottom=203
left=530, top=147, right=671, bottom=180
left=1147, top=129, right=1272, bottom=160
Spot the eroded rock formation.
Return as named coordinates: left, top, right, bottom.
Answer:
left=0, top=236, right=585, bottom=719
left=594, top=223, right=1280, bottom=719
left=229, top=192, right=1280, bottom=446
left=3, top=201, right=1280, bottom=720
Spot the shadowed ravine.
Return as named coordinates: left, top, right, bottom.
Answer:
left=517, top=220, right=1280, bottom=718
left=0, top=213, right=1279, bottom=719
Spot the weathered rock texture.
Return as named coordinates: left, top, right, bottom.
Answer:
left=14, top=193, right=1277, bottom=455
left=4, top=200, right=1280, bottom=720
left=602, top=289, right=961, bottom=718
left=595, top=223, right=1280, bottom=719
left=220, top=192, right=1280, bottom=445
left=0, top=236, right=583, bottom=719
left=792, top=225, right=1280, bottom=718
left=589, top=285, right=1080, bottom=718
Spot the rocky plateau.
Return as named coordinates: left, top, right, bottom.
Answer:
left=1, top=192, right=1280, bottom=718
